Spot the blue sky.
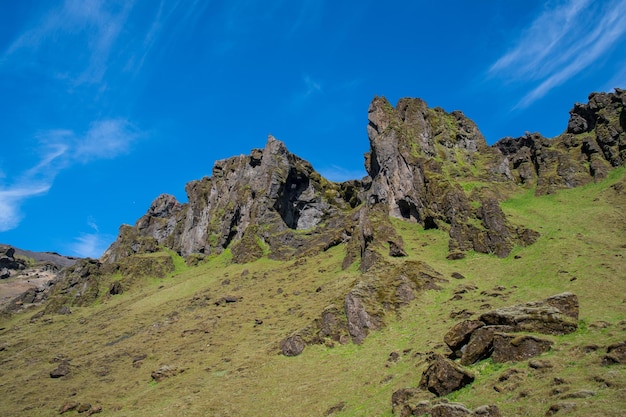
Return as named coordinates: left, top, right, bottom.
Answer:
left=1, top=0, right=625, bottom=258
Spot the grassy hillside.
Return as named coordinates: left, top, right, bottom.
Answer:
left=1, top=169, right=624, bottom=417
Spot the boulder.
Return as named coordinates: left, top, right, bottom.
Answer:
left=443, top=320, right=485, bottom=353
left=419, top=354, right=475, bottom=396
left=151, top=365, right=183, bottom=382
left=492, top=334, right=553, bottom=363
left=479, top=293, right=578, bottom=335
left=109, top=281, right=123, bottom=295
left=545, top=402, right=576, bottom=416
left=460, top=325, right=514, bottom=365
left=473, top=405, right=501, bottom=416
left=280, top=335, right=306, bottom=356
left=391, top=387, right=433, bottom=417
left=430, top=403, right=472, bottom=416
left=345, top=291, right=378, bottom=344
left=50, top=359, right=71, bottom=378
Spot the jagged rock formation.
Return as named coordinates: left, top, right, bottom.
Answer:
left=495, top=88, right=625, bottom=195
left=364, top=97, right=537, bottom=258
left=28, top=89, right=625, bottom=348
left=102, top=136, right=360, bottom=265
left=100, top=89, right=624, bottom=269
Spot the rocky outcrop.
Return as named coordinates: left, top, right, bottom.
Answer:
left=478, top=292, right=579, bottom=335
left=418, top=354, right=475, bottom=396
left=391, top=390, right=502, bottom=417
left=364, top=96, right=538, bottom=258
left=102, top=136, right=360, bottom=265
left=494, top=88, right=625, bottom=195
left=443, top=293, right=577, bottom=366
left=100, top=89, right=625, bottom=267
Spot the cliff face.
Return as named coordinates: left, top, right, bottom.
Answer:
left=100, top=89, right=625, bottom=269
left=102, top=136, right=360, bottom=265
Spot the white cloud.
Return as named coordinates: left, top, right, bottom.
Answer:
left=69, top=232, right=112, bottom=258
left=303, top=74, right=322, bottom=96
left=1, top=0, right=137, bottom=84
left=75, top=119, right=138, bottom=161
left=489, top=0, right=626, bottom=109
left=0, top=184, right=51, bottom=232
left=0, top=118, right=139, bottom=232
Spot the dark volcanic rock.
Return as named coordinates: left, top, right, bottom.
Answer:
left=479, top=293, right=578, bottom=335
left=460, top=325, right=514, bottom=366
left=50, top=359, right=71, bottom=378
left=492, top=333, right=553, bottom=363
left=102, top=136, right=359, bottom=265
left=151, top=365, right=183, bottom=382
left=419, top=354, right=475, bottom=396
left=430, top=403, right=472, bottom=416
left=280, top=335, right=306, bottom=356
left=495, top=88, right=625, bottom=195
left=444, top=319, right=485, bottom=354
left=345, top=290, right=379, bottom=344
left=602, top=341, right=626, bottom=365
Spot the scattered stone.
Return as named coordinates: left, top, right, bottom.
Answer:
left=430, top=402, right=472, bottom=416
left=388, top=240, right=408, bottom=257
left=582, top=344, right=600, bottom=353
left=59, top=401, right=79, bottom=414
left=214, top=295, right=241, bottom=306
left=76, top=403, right=92, bottom=413
left=545, top=402, right=576, bottom=416
left=388, top=351, right=401, bottom=363
left=85, top=405, right=103, bottom=416
left=419, top=354, right=475, bottom=396
left=391, top=387, right=432, bottom=417
left=560, top=389, right=595, bottom=399
left=529, top=359, right=553, bottom=369
left=492, top=334, right=553, bottom=363
left=449, top=309, right=473, bottom=320
left=451, top=272, right=465, bottom=279
left=280, top=335, right=305, bottom=356
left=324, top=401, right=346, bottom=416
left=50, top=360, right=71, bottom=378
left=57, top=305, right=72, bottom=315
left=109, top=281, right=123, bottom=295
left=447, top=251, right=466, bottom=260
left=473, top=405, right=501, bottom=416
left=151, top=365, right=183, bottom=382
left=588, top=320, right=610, bottom=329
left=602, top=341, right=626, bottom=365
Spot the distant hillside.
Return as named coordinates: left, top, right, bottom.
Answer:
left=0, top=244, right=79, bottom=269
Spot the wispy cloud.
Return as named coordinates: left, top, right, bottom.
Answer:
left=69, top=231, right=113, bottom=258
left=1, top=0, right=136, bottom=85
left=0, top=119, right=139, bottom=232
left=68, top=217, right=112, bottom=258
left=303, top=74, right=322, bottom=96
left=0, top=184, right=51, bottom=232
left=489, top=0, right=626, bottom=109
left=318, top=165, right=367, bottom=182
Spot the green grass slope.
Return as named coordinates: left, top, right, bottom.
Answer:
left=0, top=169, right=624, bottom=417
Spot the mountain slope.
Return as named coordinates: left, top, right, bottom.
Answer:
left=0, top=90, right=624, bottom=416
